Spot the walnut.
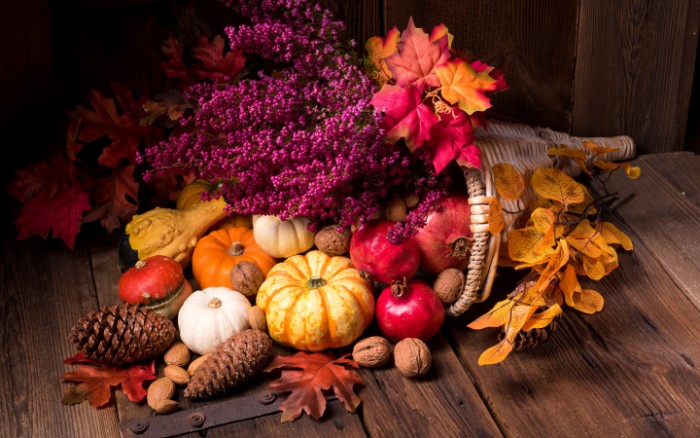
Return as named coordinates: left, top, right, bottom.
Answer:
left=394, top=338, right=432, bottom=378
left=314, top=225, right=351, bottom=256
left=385, top=196, right=407, bottom=222
left=352, top=336, right=392, bottom=368
left=230, top=261, right=265, bottom=298
left=432, top=268, right=465, bottom=304
left=248, top=306, right=267, bottom=332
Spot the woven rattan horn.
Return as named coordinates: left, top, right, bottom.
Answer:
left=446, top=120, right=636, bottom=317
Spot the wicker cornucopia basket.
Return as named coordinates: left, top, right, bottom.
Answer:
left=448, top=120, right=636, bottom=317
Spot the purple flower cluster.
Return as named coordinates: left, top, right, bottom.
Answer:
left=139, top=0, right=448, bottom=235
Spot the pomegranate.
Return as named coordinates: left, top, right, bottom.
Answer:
left=413, top=193, right=473, bottom=274
left=375, top=278, right=445, bottom=342
left=349, top=219, right=420, bottom=284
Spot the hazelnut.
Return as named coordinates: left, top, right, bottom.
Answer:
left=394, top=338, right=432, bottom=378
left=163, top=342, right=191, bottom=367
left=314, top=225, right=352, bottom=256
left=403, top=192, right=420, bottom=209
left=432, top=269, right=465, bottom=304
left=164, top=365, right=191, bottom=385
left=230, top=261, right=265, bottom=298
left=352, top=336, right=392, bottom=368
left=248, top=306, right=267, bottom=332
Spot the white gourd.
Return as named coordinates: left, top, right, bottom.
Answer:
left=252, top=215, right=315, bottom=258
left=177, top=286, right=251, bottom=355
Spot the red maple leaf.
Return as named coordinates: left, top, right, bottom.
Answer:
left=61, top=352, right=157, bottom=408
left=15, top=174, right=92, bottom=250
left=263, top=351, right=363, bottom=422
left=370, top=84, right=438, bottom=150
left=160, top=33, right=197, bottom=85
left=8, top=156, right=74, bottom=201
left=190, top=35, right=246, bottom=82
left=427, top=108, right=480, bottom=173
left=82, top=164, right=139, bottom=232
left=385, top=17, right=451, bottom=93
left=70, top=86, right=155, bottom=168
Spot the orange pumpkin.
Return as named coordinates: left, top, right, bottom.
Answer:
left=192, top=227, right=277, bottom=289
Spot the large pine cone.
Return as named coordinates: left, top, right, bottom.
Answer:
left=185, top=329, right=273, bottom=399
left=69, top=303, right=175, bottom=365
left=498, top=313, right=562, bottom=351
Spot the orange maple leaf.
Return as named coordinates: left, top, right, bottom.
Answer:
left=263, top=351, right=363, bottom=423
left=435, top=58, right=497, bottom=115
left=61, top=353, right=156, bottom=408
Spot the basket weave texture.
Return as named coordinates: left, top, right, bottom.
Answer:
left=447, top=120, right=636, bottom=317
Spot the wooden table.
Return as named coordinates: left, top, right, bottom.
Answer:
left=2, top=152, right=700, bottom=437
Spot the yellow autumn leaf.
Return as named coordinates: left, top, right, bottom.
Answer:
left=593, top=160, right=641, bottom=179
left=364, top=26, right=400, bottom=84
left=488, top=197, right=504, bottom=235
left=511, top=280, right=550, bottom=307
left=566, top=220, right=607, bottom=258
left=521, top=304, right=563, bottom=331
left=582, top=140, right=618, bottom=157
left=582, top=254, right=606, bottom=280
left=567, top=288, right=604, bottom=314
left=492, top=163, right=525, bottom=200
left=548, top=146, right=590, bottom=176
left=531, top=167, right=586, bottom=206
left=559, top=265, right=581, bottom=296
left=533, top=239, right=570, bottom=293
left=435, top=58, right=497, bottom=115
left=601, top=222, right=633, bottom=250
left=477, top=338, right=514, bottom=366
left=467, top=299, right=515, bottom=330
left=508, top=225, right=556, bottom=265
left=567, top=185, right=596, bottom=216
left=502, top=304, right=537, bottom=344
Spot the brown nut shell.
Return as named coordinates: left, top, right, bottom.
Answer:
left=248, top=306, right=267, bottom=332
left=153, top=399, right=180, bottom=415
left=164, top=364, right=191, bottom=385
left=163, top=341, right=190, bottom=367
left=314, top=225, right=352, bottom=256
left=352, top=336, right=392, bottom=368
left=385, top=196, right=407, bottom=222
left=187, top=354, right=211, bottom=376
left=230, top=261, right=265, bottom=298
left=147, top=377, right=176, bottom=410
left=394, top=338, right=432, bottom=378
left=432, top=268, right=465, bottom=304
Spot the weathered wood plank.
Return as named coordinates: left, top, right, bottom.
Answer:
left=0, top=236, right=120, bottom=438
left=359, top=332, right=502, bottom=437
left=383, top=0, right=579, bottom=132
left=597, top=152, right=700, bottom=308
left=573, top=0, right=700, bottom=153
left=448, top=153, right=700, bottom=437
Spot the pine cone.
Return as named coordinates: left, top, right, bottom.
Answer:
left=184, top=329, right=273, bottom=399
left=69, top=303, right=175, bottom=365
left=498, top=313, right=562, bottom=351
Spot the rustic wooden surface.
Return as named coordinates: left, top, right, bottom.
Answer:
left=2, top=151, right=700, bottom=437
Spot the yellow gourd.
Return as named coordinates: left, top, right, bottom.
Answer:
left=124, top=195, right=228, bottom=268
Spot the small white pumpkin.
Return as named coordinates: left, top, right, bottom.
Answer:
left=177, top=286, right=251, bottom=355
left=252, top=215, right=316, bottom=258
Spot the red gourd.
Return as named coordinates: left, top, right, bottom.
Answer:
left=412, top=193, right=473, bottom=274
left=375, top=278, right=445, bottom=342
left=349, top=219, right=420, bottom=284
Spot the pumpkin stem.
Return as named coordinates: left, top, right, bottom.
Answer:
left=208, top=297, right=223, bottom=308
left=450, top=237, right=472, bottom=259
left=307, top=276, right=327, bottom=289
left=390, top=278, right=408, bottom=297
left=228, top=242, right=244, bottom=256
left=135, top=260, right=147, bottom=269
